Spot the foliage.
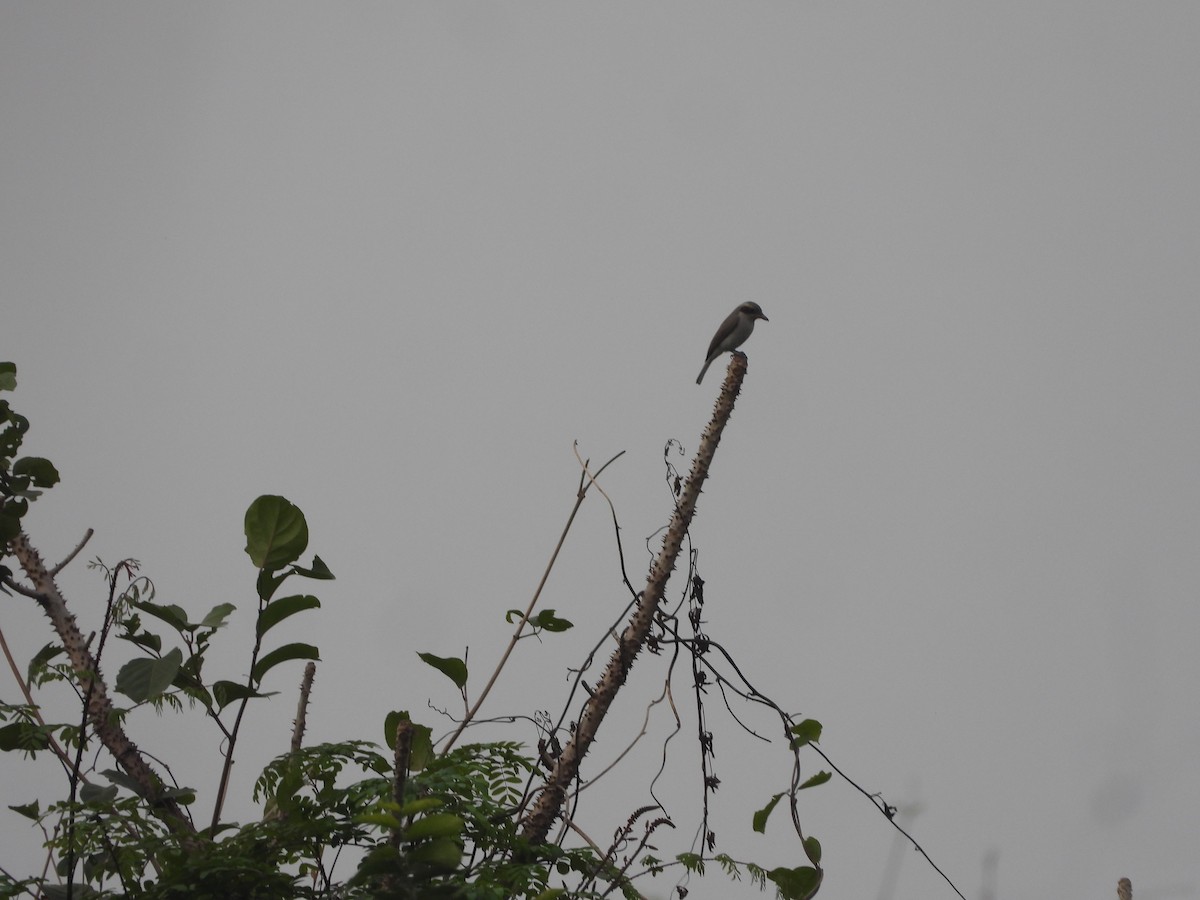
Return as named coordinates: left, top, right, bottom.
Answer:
left=0, top=362, right=846, bottom=900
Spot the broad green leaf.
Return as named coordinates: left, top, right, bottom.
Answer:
left=9, top=801, right=39, bottom=820
left=13, top=457, right=60, bottom=488
left=125, top=630, right=163, bottom=654
left=115, top=648, right=183, bottom=702
left=175, top=677, right=213, bottom=710
left=397, top=797, right=445, bottom=818
left=80, top=783, right=119, bottom=805
left=407, top=723, right=434, bottom=771
left=27, top=643, right=64, bottom=681
left=753, top=792, right=784, bottom=833
left=244, top=495, right=308, bottom=571
left=101, top=768, right=146, bottom=797
left=130, top=600, right=189, bottom=633
left=356, top=811, right=401, bottom=829
left=199, top=602, right=237, bottom=629
left=212, top=680, right=268, bottom=710
left=383, top=711, right=434, bottom=770
left=251, top=642, right=319, bottom=683
left=0, top=362, right=15, bottom=392
left=789, top=718, right=823, bottom=749
left=351, top=846, right=403, bottom=882
left=799, top=771, right=832, bottom=790
left=767, top=865, right=822, bottom=900
left=803, top=836, right=822, bottom=865
left=161, top=785, right=196, bottom=804
left=384, top=710, right=408, bottom=749
left=405, top=837, right=463, bottom=871
left=256, top=567, right=291, bottom=603
left=293, top=555, right=334, bottom=580
left=417, top=652, right=467, bottom=689
left=257, top=594, right=320, bottom=638
left=0, top=721, right=50, bottom=753
left=403, top=813, right=465, bottom=841
left=0, top=499, right=28, bottom=540
left=533, top=609, right=573, bottom=632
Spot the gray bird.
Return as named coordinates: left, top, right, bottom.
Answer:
left=696, top=302, right=769, bottom=384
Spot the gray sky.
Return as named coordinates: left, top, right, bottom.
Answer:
left=4, top=5, right=1199, bottom=899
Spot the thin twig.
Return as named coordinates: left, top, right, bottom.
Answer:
left=0, top=624, right=77, bottom=774
left=440, top=447, right=624, bottom=753
left=50, top=528, right=94, bottom=577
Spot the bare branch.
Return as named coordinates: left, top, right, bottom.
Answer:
left=441, top=447, right=625, bottom=753
left=291, top=662, right=317, bottom=753
left=50, top=528, right=94, bottom=576
left=521, top=353, right=752, bottom=843
left=6, top=532, right=193, bottom=835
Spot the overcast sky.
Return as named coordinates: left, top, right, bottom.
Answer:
left=4, top=5, right=1199, bottom=899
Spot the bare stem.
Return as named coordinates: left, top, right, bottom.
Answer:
left=440, top=448, right=624, bottom=753
left=521, top=354, right=751, bottom=843
left=6, top=532, right=193, bottom=834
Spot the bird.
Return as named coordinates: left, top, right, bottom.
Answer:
left=696, top=302, right=769, bottom=384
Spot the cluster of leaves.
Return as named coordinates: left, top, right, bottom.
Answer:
left=0, top=362, right=59, bottom=553
left=1, top=361, right=833, bottom=900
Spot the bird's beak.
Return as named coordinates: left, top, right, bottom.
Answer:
left=756, top=312, right=769, bottom=322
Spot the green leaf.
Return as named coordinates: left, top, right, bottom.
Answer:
left=767, top=865, right=822, bottom=900
left=130, top=600, right=189, bottom=633
left=417, top=652, right=467, bottom=689
left=0, top=499, right=28, bottom=540
left=101, top=768, right=147, bottom=797
left=175, top=676, right=213, bottom=709
left=397, top=797, right=445, bottom=818
left=161, top=785, right=196, bottom=804
left=789, top=718, right=823, bottom=749
left=256, top=567, right=292, bottom=603
left=212, top=680, right=269, bottom=710
left=9, top=800, right=39, bottom=820
left=0, top=721, right=51, bottom=753
left=753, top=792, right=784, bottom=833
left=13, top=456, right=60, bottom=488
left=257, top=594, right=320, bottom=638
left=383, top=710, right=410, bottom=750
left=408, top=724, right=434, bottom=771
left=402, top=813, right=465, bottom=841
left=356, top=811, right=401, bottom=829
left=405, top=837, right=463, bottom=872
left=383, top=711, right=434, bottom=770
left=351, top=845, right=403, bottom=883
left=532, top=609, right=573, bottom=632
left=27, top=643, right=64, bottom=682
left=244, top=495, right=308, bottom=571
left=293, top=555, right=334, bottom=580
left=115, top=648, right=183, bottom=702
left=124, top=630, right=162, bottom=654
left=0, top=362, right=15, bottom=392
left=199, top=602, right=237, bottom=629
left=798, top=770, right=832, bottom=790
left=803, top=836, right=822, bottom=865
left=79, top=783, right=119, bottom=805
left=252, top=642, right=319, bottom=684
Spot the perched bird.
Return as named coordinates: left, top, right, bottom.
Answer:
left=696, top=302, right=769, bottom=384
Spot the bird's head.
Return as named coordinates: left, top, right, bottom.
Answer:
left=741, top=302, right=769, bottom=322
